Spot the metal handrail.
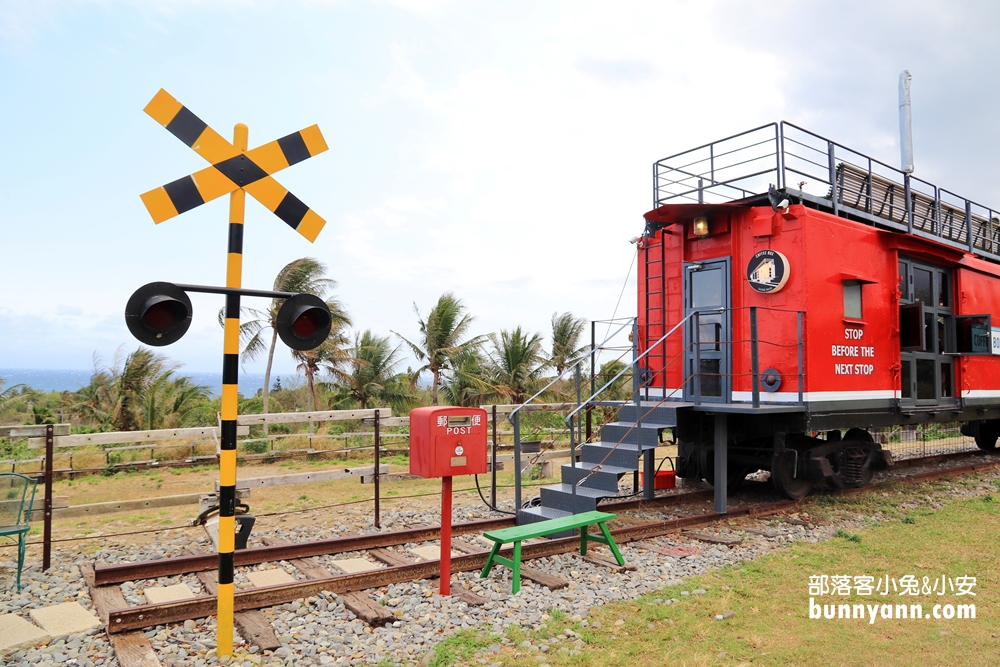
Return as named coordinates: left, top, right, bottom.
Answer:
left=507, top=318, right=634, bottom=422
left=509, top=317, right=634, bottom=513
left=653, top=120, right=1000, bottom=264
left=563, top=311, right=699, bottom=425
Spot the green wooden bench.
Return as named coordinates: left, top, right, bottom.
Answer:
left=480, top=510, right=624, bottom=593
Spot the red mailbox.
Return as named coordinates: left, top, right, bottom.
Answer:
left=410, top=406, right=488, bottom=478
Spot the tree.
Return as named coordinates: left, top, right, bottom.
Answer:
left=441, top=347, right=494, bottom=407
left=70, top=348, right=212, bottom=431
left=0, top=378, right=27, bottom=423
left=229, top=258, right=350, bottom=429
left=549, top=312, right=588, bottom=376
left=487, top=326, right=547, bottom=405
left=328, top=330, right=415, bottom=412
left=394, top=292, right=484, bottom=405
left=293, top=320, right=352, bottom=416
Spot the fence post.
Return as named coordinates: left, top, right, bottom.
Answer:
left=374, top=409, right=380, bottom=529
left=491, top=405, right=497, bottom=509
left=513, top=411, right=522, bottom=519
left=43, top=423, right=53, bottom=571
left=587, top=320, right=595, bottom=443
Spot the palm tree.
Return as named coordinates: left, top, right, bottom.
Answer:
left=328, top=330, right=415, bottom=412
left=229, top=258, right=350, bottom=430
left=293, top=321, right=352, bottom=416
left=394, top=292, right=484, bottom=405
left=487, top=326, right=548, bottom=404
left=0, top=378, right=27, bottom=423
left=441, top=346, right=494, bottom=407
left=70, top=348, right=212, bottom=431
left=549, top=312, right=588, bottom=376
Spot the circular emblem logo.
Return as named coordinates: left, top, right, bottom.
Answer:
left=454, top=445, right=464, bottom=456
left=746, top=249, right=790, bottom=294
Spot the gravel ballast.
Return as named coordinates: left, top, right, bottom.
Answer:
left=3, top=458, right=999, bottom=666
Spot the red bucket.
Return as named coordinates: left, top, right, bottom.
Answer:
left=639, top=470, right=676, bottom=490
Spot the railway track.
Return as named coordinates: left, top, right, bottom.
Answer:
left=77, top=449, right=1000, bottom=667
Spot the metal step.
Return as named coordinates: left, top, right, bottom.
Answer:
left=516, top=504, right=573, bottom=525
left=560, top=463, right=634, bottom=493
left=618, top=403, right=680, bottom=426
left=580, top=442, right=641, bottom=469
left=600, top=422, right=662, bottom=449
left=539, top=483, right=613, bottom=513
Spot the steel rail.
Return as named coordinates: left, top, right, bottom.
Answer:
left=101, top=452, right=1000, bottom=633
left=93, top=517, right=514, bottom=586
left=92, top=448, right=998, bottom=585
left=106, top=499, right=797, bottom=633
left=92, top=488, right=721, bottom=585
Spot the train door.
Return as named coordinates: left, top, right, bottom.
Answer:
left=898, top=259, right=955, bottom=405
left=683, top=258, right=731, bottom=402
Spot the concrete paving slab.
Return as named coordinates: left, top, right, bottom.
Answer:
left=28, top=602, right=100, bottom=639
left=331, top=558, right=381, bottom=574
left=0, top=613, right=50, bottom=653
left=247, top=569, right=295, bottom=587
left=143, top=583, right=196, bottom=605
left=408, top=545, right=461, bottom=561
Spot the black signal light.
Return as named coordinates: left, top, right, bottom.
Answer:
left=276, top=294, right=332, bottom=350
left=125, top=282, right=193, bottom=346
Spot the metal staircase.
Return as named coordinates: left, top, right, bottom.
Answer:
left=517, top=402, right=680, bottom=523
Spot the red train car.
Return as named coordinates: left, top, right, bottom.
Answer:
left=638, top=122, right=1000, bottom=497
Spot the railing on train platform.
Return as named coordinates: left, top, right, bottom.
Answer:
left=653, top=121, right=1000, bottom=263
left=507, top=307, right=808, bottom=510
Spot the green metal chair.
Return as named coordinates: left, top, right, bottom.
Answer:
left=0, top=473, right=38, bottom=592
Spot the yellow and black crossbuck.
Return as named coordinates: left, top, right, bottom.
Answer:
left=139, top=89, right=328, bottom=242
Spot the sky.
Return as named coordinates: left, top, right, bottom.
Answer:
left=2, top=0, right=1000, bottom=382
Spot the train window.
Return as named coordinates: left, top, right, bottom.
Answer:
left=898, top=259, right=955, bottom=405
left=916, top=359, right=936, bottom=400
left=955, top=315, right=993, bottom=354
left=938, top=273, right=950, bottom=308
left=690, top=268, right=724, bottom=308
left=913, top=268, right=933, bottom=305
left=900, top=302, right=924, bottom=350
left=843, top=281, right=862, bottom=319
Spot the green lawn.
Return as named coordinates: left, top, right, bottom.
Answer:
left=433, top=486, right=1000, bottom=666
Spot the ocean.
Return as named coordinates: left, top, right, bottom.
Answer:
left=0, top=368, right=276, bottom=398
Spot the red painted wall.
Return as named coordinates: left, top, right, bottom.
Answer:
left=639, top=202, right=1000, bottom=403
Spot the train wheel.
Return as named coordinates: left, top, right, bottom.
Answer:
left=770, top=450, right=811, bottom=499
left=843, top=428, right=876, bottom=486
left=975, top=428, right=999, bottom=452
left=699, top=447, right=748, bottom=491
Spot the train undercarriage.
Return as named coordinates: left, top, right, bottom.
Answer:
left=674, top=412, right=1000, bottom=500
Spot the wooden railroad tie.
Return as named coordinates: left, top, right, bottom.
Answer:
left=372, top=543, right=489, bottom=605
left=742, top=527, right=782, bottom=538
left=634, top=541, right=700, bottom=558
left=582, top=552, right=637, bottom=573
left=194, top=568, right=280, bottom=651
left=80, top=562, right=162, bottom=667
left=262, top=537, right=394, bottom=627
left=682, top=531, right=744, bottom=546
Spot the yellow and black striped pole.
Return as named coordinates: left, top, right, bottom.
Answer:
left=135, top=92, right=332, bottom=656
left=217, top=122, right=248, bottom=656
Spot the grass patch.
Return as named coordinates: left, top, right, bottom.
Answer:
left=440, top=494, right=1000, bottom=667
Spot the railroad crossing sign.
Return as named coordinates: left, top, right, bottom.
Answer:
left=139, top=88, right=328, bottom=241
left=131, top=89, right=332, bottom=658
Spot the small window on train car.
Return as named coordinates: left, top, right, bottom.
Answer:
left=900, top=301, right=924, bottom=351
left=954, top=315, right=993, bottom=354
left=843, top=281, right=863, bottom=320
